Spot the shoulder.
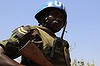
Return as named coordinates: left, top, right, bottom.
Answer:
left=12, top=25, right=34, bottom=33
left=63, top=40, right=69, bottom=49
left=11, top=25, right=37, bottom=38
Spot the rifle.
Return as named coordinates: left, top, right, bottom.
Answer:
left=19, top=40, right=54, bottom=66
left=50, top=21, right=67, bottom=59
left=50, top=21, right=71, bottom=66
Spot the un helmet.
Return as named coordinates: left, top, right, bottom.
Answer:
left=35, top=0, right=67, bottom=24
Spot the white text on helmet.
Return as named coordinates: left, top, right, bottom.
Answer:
left=55, top=0, right=62, bottom=7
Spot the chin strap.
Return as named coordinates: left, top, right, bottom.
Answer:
left=61, top=21, right=67, bottom=39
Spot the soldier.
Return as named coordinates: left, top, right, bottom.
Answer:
left=0, top=0, right=71, bottom=66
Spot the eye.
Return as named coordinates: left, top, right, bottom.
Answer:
left=56, top=18, right=63, bottom=23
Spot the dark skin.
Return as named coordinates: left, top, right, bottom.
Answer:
left=0, top=10, right=65, bottom=66
left=42, top=10, right=65, bottom=33
left=0, top=46, right=25, bottom=66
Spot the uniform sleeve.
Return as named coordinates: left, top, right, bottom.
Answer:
left=0, top=25, right=31, bottom=59
left=0, top=25, right=43, bottom=59
left=62, top=39, right=69, bottom=49
left=63, top=40, right=71, bottom=66
left=0, top=33, right=20, bottom=59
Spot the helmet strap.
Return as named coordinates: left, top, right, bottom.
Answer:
left=61, top=21, right=67, bottom=39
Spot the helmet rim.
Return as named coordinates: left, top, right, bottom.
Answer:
left=35, top=7, right=67, bottom=23
left=35, top=0, right=67, bottom=23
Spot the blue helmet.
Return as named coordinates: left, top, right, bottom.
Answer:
left=35, top=0, right=67, bottom=23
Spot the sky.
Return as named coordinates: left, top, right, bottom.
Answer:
left=0, top=0, right=100, bottom=66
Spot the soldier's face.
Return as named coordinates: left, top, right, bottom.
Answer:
left=45, top=10, right=65, bottom=32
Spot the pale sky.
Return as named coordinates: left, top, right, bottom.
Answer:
left=0, top=0, right=100, bottom=66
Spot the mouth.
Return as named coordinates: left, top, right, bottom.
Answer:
left=51, top=23, right=62, bottom=32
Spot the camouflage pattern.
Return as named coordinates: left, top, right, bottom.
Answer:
left=0, top=25, right=71, bottom=66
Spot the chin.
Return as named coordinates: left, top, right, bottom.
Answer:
left=52, top=29, right=61, bottom=33
left=47, top=26, right=61, bottom=33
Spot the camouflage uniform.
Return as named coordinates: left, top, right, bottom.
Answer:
left=0, top=25, right=71, bottom=66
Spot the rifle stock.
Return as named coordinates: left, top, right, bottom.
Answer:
left=19, top=41, right=54, bottom=66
